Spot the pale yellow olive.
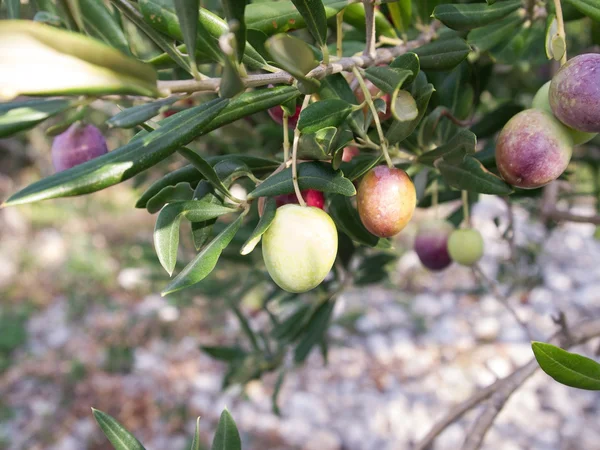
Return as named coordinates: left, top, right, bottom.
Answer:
left=262, top=204, right=338, bottom=293
left=447, top=229, right=484, bottom=266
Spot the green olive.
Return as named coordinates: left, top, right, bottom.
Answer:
left=447, top=228, right=484, bottom=266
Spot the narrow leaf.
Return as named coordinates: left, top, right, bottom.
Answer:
left=92, top=408, right=146, bottom=450
left=564, top=0, right=600, bottom=22
left=386, top=78, right=434, bottom=145
left=265, top=33, right=319, bottom=88
left=174, top=0, right=200, bottom=74
left=468, top=12, right=525, bottom=53
left=247, top=162, right=356, bottom=199
left=211, top=410, right=242, bottom=450
left=190, top=417, right=201, bottom=450
left=297, top=99, right=352, bottom=134
left=413, top=37, right=471, bottom=71
left=436, top=155, right=513, bottom=195
left=162, top=213, right=245, bottom=295
left=0, top=98, right=75, bottom=138
left=418, top=129, right=477, bottom=165
left=294, top=300, right=335, bottom=363
left=533, top=342, right=600, bottom=390
left=387, top=0, right=411, bottom=33
left=240, top=198, right=276, bottom=255
left=107, top=97, right=181, bottom=128
left=363, top=67, right=412, bottom=95
left=154, top=200, right=238, bottom=275
left=80, top=0, right=131, bottom=55
left=328, top=194, right=379, bottom=247
left=290, top=0, right=328, bottom=47
left=222, top=0, right=248, bottom=63
left=177, top=148, right=235, bottom=201
left=146, top=182, right=195, bottom=214
left=433, top=0, right=522, bottom=31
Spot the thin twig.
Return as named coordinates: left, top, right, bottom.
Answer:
left=502, top=197, right=517, bottom=263
left=363, top=0, right=377, bottom=59
left=157, top=23, right=440, bottom=95
left=553, top=0, right=568, bottom=65
left=292, top=95, right=311, bottom=207
left=415, top=316, right=600, bottom=450
left=472, top=264, right=535, bottom=342
left=541, top=182, right=600, bottom=225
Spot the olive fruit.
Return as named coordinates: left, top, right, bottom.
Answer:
left=495, top=109, right=572, bottom=189
left=357, top=166, right=416, bottom=238
left=532, top=81, right=596, bottom=145
left=414, top=220, right=454, bottom=271
left=268, top=105, right=302, bottom=128
left=447, top=229, right=484, bottom=266
left=549, top=53, right=600, bottom=133
left=51, top=123, right=108, bottom=172
left=262, top=204, right=338, bottom=293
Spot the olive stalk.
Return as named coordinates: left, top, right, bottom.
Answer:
left=291, top=95, right=312, bottom=207
left=283, top=112, right=290, bottom=162
left=352, top=67, right=393, bottom=168
left=336, top=10, right=344, bottom=59
left=462, top=189, right=471, bottom=227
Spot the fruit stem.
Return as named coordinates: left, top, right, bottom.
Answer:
left=432, top=180, right=439, bottom=219
left=553, top=0, right=567, bottom=65
left=336, top=10, right=345, bottom=59
left=352, top=67, right=394, bottom=168
left=321, top=44, right=330, bottom=65
left=292, top=95, right=311, bottom=207
left=462, top=190, right=471, bottom=227
left=283, top=111, right=290, bottom=162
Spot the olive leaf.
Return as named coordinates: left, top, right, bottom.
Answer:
left=533, top=342, right=600, bottom=390
left=433, top=0, right=522, bottom=31
left=146, top=182, right=195, bottom=214
left=162, top=212, right=246, bottom=295
left=92, top=408, right=145, bottom=450
left=211, top=410, right=242, bottom=450
left=413, top=37, right=471, bottom=71
left=0, top=98, right=76, bottom=138
left=435, top=155, right=513, bottom=195
left=290, top=0, right=328, bottom=47
left=107, top=97, right=181, bottom=129
left=240, top=198, right=277, bottom=255
left=297, top=99, right=353, bottom=134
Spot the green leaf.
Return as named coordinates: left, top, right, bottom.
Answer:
left=386, top=77, right=435, bottom=145
left=413, top=37, right=471, bottom=71
left=146, top=182, right=195, bottom=214
left=201, top=345, right=247, bottom=362
left=140, top=0, right=223, bottom=64
left=220, top=55, right=245, bottom=99
left=247, top=162, right=356, bottom=199
left=328, top=194, right=379, bottom=247
left=363, top=67, right=412, bottom=95
left=387, top=0, right=411, bottom=33
left=545, top=14, right=559, bottom=60
left=245, top=0, right=347, bottom=36
left=298, top=127, right=338, bottom=160
left=177, top=148, right=236, bottom=201
left=297, top=99, right=352, bottom=134
left=162, top=213, right=245, bottom=295
left=391, top=90, right=418, bottom=122
left=317, top=74, right=365, bottom=138
left=174, top=0, right=201, bottom=74
left=80, top=0, right=131, bottom=55
left=468, top=12, right=526, bottom=52
left=190, top=417, right=201, bottom=450
left=240, top=198, right=276, bottom=255
left=92, top=408, right=145, bottom=450
left=532, top=342, right=600, bottom=390
left=290, top=0, right=328, bottom=47
left=107, top=97, right=181, bottom=129
left=0, top=20, right=157, bottom=100
left=436, top=155, right=513, bottom=195
left=564, top=0, right=600, bottom=22
left=136, top=156, right=281, bottom=208
left=342, top=3, right=398, bottom=39
left=418, top=129, right=477, bottom=166
left=389, top=52, right=420, bottom=82
left=341, top=154, right=382, bottom=182
left=7, top=0, right=20, bottom=19
left=211, top=410, right=241, bottom=450
left=265, top=34, right=319, bottom=91
left=222, top=0, right=248, bottom=62
left=433, top=0, right=522, bottom=31
left=294, top=300, right=335, bottom=363
left=0, top=98, right=75, bottom=138
left=154, top=200, right=239, bottom=275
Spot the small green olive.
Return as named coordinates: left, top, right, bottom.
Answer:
left=262, top=204, right=338, bottom=293
left=447, top=228, right=484, bottom=266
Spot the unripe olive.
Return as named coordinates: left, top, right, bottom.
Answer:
left=414, top=220, right=454, bottom=271
left=357, top=166, right=416, bottom=238
left=495, top=109, right=573, bottom=189
left=447, top=229, right=484, bottom=266
left=342, top=146, right=360, bottom=163
left=532, top=81, right=596, bottom=145
left=262, top=204, right=338, bottom=293
left=549, top=53, right=600, bottom=133
left=51, top=123, right=108, bottom=172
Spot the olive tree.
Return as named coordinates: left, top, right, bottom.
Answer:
left=1, top=0, right=600, bottom=448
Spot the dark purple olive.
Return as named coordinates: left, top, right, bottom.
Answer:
left=51, top=123, right=108, bottom=172
left=414, top=220, right=453, bottom=271
left=549, top=53, right=600, bottom=133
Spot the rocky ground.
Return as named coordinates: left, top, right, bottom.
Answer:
left=1, top=183, right=600, bottom=450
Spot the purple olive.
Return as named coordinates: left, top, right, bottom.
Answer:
left=414, top=219, right=454, bottom=271
left=495, top=109, right=573, bottom=189
left=51, top=123, right=108, bottom=172
left=549, top=53, right=600, bottom=133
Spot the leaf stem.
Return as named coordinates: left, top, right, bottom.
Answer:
left=292, top=95, right=311, bottom=207
left=432, top=180, right=439, bottom=219
left=352, top=67, right=393, bottom=168
left=553, top=0, right=567, bottom=65
left=283, top=112, right=290, bottom=162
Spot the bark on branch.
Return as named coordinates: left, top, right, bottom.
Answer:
left=414, top=316, right=600, bottom=450
left=157, top=24, right=439, bottom=95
